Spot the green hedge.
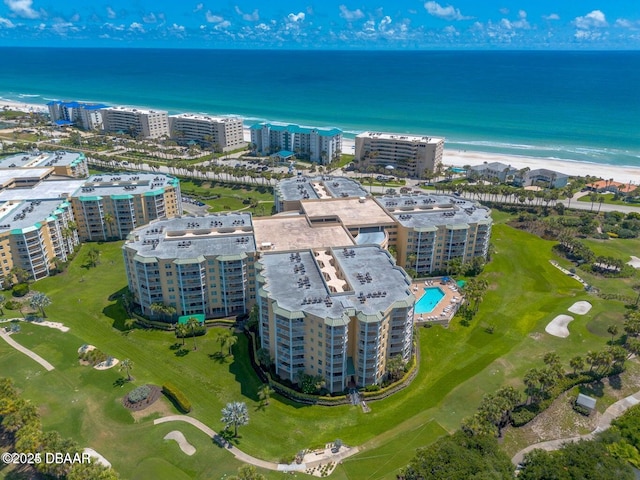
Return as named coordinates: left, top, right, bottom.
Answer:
left=12, top=283, right=29, bottom=297
left=162, top=382, right=191, bottom=413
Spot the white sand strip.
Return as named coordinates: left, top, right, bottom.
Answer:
left=568, top=301, right=592, bottom=315
left=0, top=318, right=69, bottom=332
left=83, top=448, right=111, bottom=468
left=0, top=330, right=54, bottom=371
left=545, top=315, right=574, bottom=338
left=628, top=256, right=640, bottom=268
left=164, top=430, right=196, bottom=456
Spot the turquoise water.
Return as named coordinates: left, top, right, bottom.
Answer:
left=0, top=48, right=638, bottom=167
left=415, top=287, right=446, bottom=314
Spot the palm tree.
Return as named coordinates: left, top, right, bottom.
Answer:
left=569, top=356, right=585, bottom=375
left=119, top=358, right=133, bottom=381
left=226, top=335, right=238, bottom=357
left=187, top=316, right=200, bottom=350
left=258, top=384, right=274, bottom=406
left=607, top=325, right=619, bottom=344
left=221, top=401, right=249, bottom=437
left=175, top=323, right=189, bottom=347
left=0, top=293, right=5, bottom=315
left=29, top=292, right=52, bottom=318
left=103, top=212, right=115, bottom=239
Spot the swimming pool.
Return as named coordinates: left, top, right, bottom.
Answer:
left=415, top=287, right=445, bottom=314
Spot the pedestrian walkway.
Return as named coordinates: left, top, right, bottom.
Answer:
left=512, top=390, right=640, bottom=465
left=0, top=330, right=54, bottom=371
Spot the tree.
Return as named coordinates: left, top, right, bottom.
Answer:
left=221, top=401, right=249, bottom=437
left=0, top=293, right=5, bottom=315
left=9, top=266, right=30, bottom=285
left=29, top=291, right=52, bottom=318
left=187, top=316, right=200, bottom=350
left=87, top=246, right=100, bottom=268
left=386, top=354, right=406, bottom=382
left=119, top=358, right=133, bottom=382
left=569, top=355, right=585, bottom=375
left=256, top=348, right=273, bottom=369
left=175, top=323, right=189, bottom=346
left=607, top=324, right=619, bottom=344
left=258, top=384, right=274, bottom=406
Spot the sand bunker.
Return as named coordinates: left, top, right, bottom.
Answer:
left=164, top=430, right=196, bottom=456
left=94, top=358, right=119, bottom=370
left=568, top=301, right=592, bottom=315
left=84, top=448, right=111, bottom=468
left=628, top=256, right=640, bottom=269
left=545, top=315, right=574, bottom=338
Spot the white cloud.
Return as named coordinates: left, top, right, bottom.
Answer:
left=339, top=5, right=364, bottom=21
left=288, top=12, right=305, bottom=22
left=443, top=25, right=458, bottom=36
left=424, top=2, right=471, bottom=21
left=615, top=18, right=637, bottom=29
left=194, top=3, right=203, bottom=12
left=4, top=0, right=40, bottom=19
left=574, top=10, right=608, bottom=30
left=106, top=7, right=116, bottom=19
left=543, top=13, right=560, bottom=21
left=0, top=16, right=15, bottom=27
left=255, top=22, right=270, bottom=31
left=129, top=22, right=145, bottom=33
left=379, top=15, right=391, bottom=31
left=235, top=6, right=259, bottom=22
left=143, top=12, right=157, bottom=23
left=169, top=23, right=185, bottom=32
left=206, top=11, right=223, bottom=23
left=214, top=20, right=230, bottom=30
left=506, top=10, right=530, bottom=30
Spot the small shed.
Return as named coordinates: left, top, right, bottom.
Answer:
left=576, top=393, right=597, bottom=412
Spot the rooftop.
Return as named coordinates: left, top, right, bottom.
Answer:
left=277, top=176, right=368, bottom=202
left=0, top=151, right=85, bottom=170
left=47, top=100, right=108, bottom=110
left=253, top=214, right=354, bottom=252
left=250, top=122, right=342, bottom=137
left=70, top=173, right=178, bottom=199
left=259, top=246, right=414, bottom=320
left=302, top=197, right=396, bottom=228
left=377, top=194, right=492, bottom=230
left=0, top=179, right=84, bottom=202
left=103, top=106, right=167, bottom=115
left=169, top=113, right=242, bottom=123
left=0, top=199, right=69, bottom=234
left=357, top=131, right=444, bottom=144
left=125, top=213, right=256, bottom=261
left=0, top=168, right=53, bottom=189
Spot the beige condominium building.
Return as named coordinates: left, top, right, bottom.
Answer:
left=0, top=151, right=89, bottom=178
left=256, top=246, right=414, bottom=393
left=69, top=173, right=182, bottom=241
left=102, top=106, right=170, bottom=138
left=355, top=132, right=444, bottom=178
left=168, top=114, right=246, bottom=151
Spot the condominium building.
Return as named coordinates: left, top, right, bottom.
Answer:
left=274, top=175, right=368, bottom=213
left=0, top=151, right=89, bottom=178
left=123, top=213, right=256, bottom=319
left=378, top=193, right=492, bottom=276
left=354, top=132, right=444, bottom=178
left=250, top=123, right=342, bottom=164
left=168, top=114, right=245, bottom=151
left=0, top=199, right=78, bottom=287
left=69, top=173, right=182, bottom=241
left=256, top=245, right=414, bottom=393
left=47, top=100, right=107, bottom=131
left=102, top=106, right=169, bottom=138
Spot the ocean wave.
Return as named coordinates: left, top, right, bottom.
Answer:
left=17, top=93, right=41, bottom=98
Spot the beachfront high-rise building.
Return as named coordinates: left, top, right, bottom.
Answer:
left=102, top=106, right=170, bottom=138
left=47, top=100, right=107, bottom=131
left=168, top=114, right=246, bottom=152
left=123, top=214, right=256, bottom=319
left=250, top=123, right=342, bottom=165
left=355, top=132, right=444, bottom=179
left=256, top=246, right=414, bottom=393
left=69, top=173, right=182, bottom=241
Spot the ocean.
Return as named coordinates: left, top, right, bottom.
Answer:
left=1, top=48, right=639, bottom=167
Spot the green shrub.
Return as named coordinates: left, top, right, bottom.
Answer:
left=364, top=384, right=381, bottom=392
left=162, top=382, right=191, bottom=413
left=128, top=385, right=151, bottom=403
left=175, top=325, right=206, bottom=337
left=573, top=403, right=592, bottom=417
left=5, top=300, right=21, bottom=310
left=12, top=283, right=29, bottom=297
left=511, top=407, right=538, bottom=427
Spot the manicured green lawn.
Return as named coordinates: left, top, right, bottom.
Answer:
left=179, top=178, right=273, bottom=214
left=0, top=221, right=631, bottom=479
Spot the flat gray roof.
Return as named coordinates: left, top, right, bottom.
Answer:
left=125, top=213, right=256, bottom=261
left=71, top=173, right=178, bottom=199
left=0, top=168, right=52, bottom=188
left=377, top=194, right=492, bottom=230
left=0, top=179, right=84, bottom=202
left=0, top=199, right=68, bottom=233
left=277, top=176, right=367, bottom=202
left=253, top=215, right=354, bottom=251
left=259, top=245, right=413, bottom=320
left=0, top=151, right=84, bottom=169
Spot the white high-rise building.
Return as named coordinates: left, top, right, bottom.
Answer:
left=47, top=101, right=107, bottom=131
left=250, top=123, right=342, bottom=164
left=168, top=114, right=246, bottom=151
left=102, top=106, right=169, bottom=138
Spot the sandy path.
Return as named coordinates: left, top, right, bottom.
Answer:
left=0, top=330, right=54, bottom=371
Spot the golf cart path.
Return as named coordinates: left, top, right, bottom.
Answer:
left=511, top=389, right=640, bottom=465
left=0, top=330, right=54, bottom=371
left=154, top=415, right=360, bottom=472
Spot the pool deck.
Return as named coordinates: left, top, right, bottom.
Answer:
left=411, top=278, right=463, bottom=327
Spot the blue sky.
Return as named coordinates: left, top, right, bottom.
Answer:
left=0, top=0, right=639, bottom=48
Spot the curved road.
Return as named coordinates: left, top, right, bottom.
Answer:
left=511, top=390, right=640, bottom=465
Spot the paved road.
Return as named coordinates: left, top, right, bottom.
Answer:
left=511, top=390, right=640, bottom=465
left=0, top=330, right=55, bottom=371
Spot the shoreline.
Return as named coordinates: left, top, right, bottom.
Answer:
left=5, top=99, right=640, bottom=184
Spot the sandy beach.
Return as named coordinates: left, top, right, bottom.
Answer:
left=1, top=99, right=48, bottom=114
